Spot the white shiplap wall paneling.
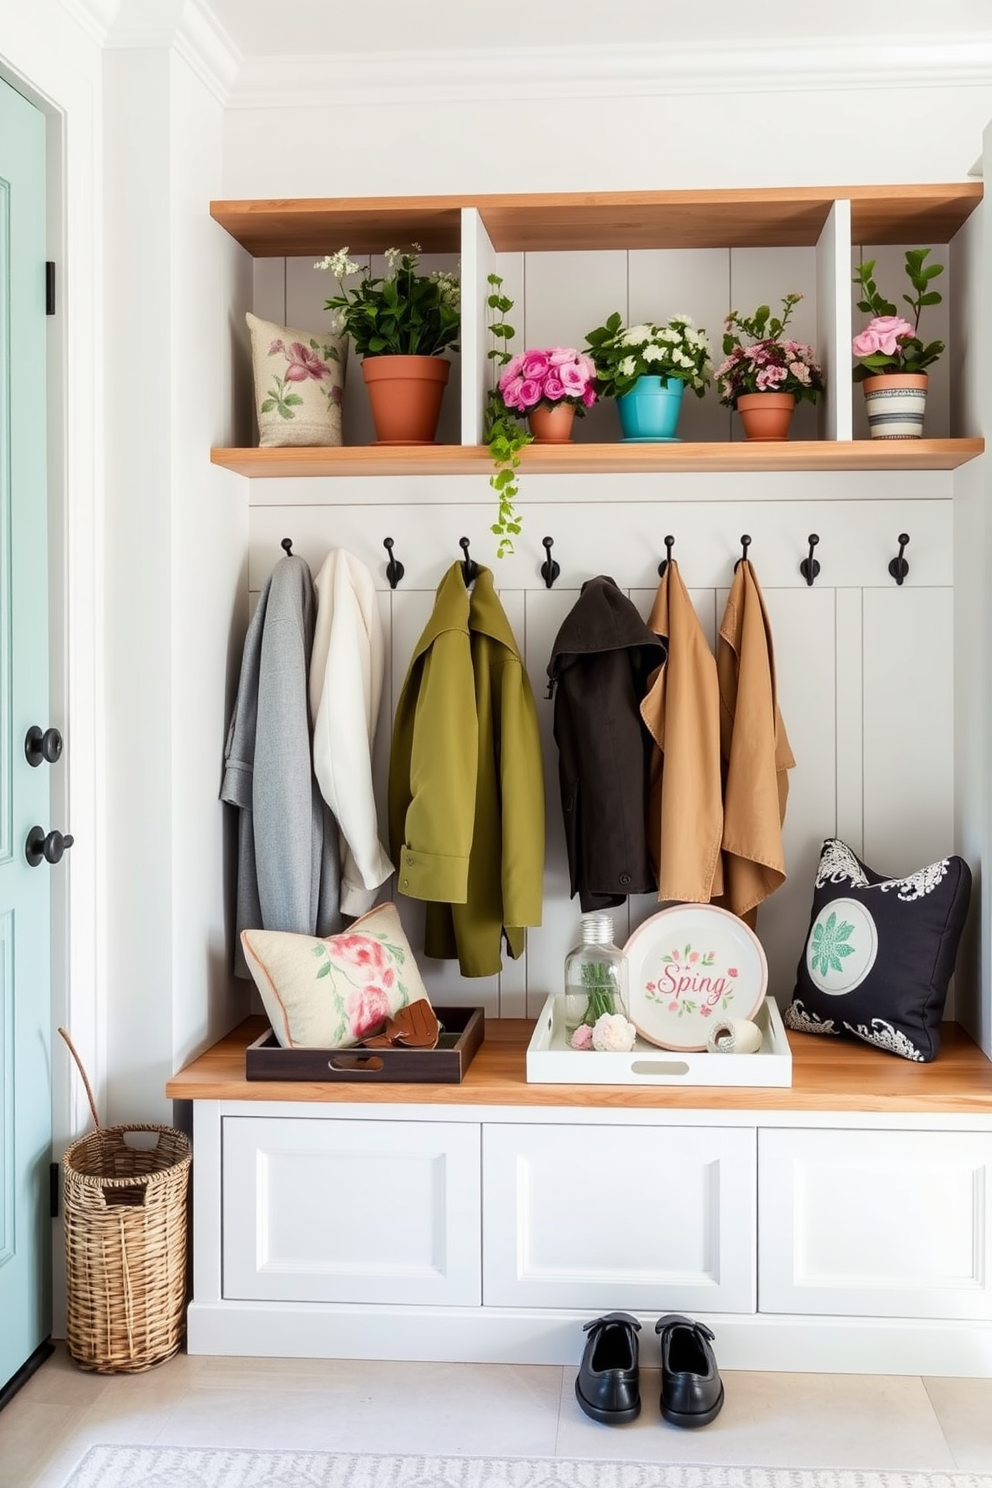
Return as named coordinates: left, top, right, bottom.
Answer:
left=627, top=247, right=732, bottom=446
left=524, top=250, right=627, bottom=446
left=816, top=199, right=853, bottom=443
left=727, top=247, right=819, bottom=443
left=862, top=585, right=955, bottom=875
left=835, top=587, right=866, bottom=857
left=850, top=243, right=952, bottom=443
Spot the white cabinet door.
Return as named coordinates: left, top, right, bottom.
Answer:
left=223, top=1117, right=481, bottom=1306
left=759, top=1129, right=992, bottom=1320
left=482, top=1123, right=756, bottom=1312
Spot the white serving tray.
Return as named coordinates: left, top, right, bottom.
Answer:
left=526, top=994, right=792, bottom=1088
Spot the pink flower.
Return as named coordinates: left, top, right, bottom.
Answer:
left=570, top=1023, right=594, bottom=1050
left=558, top=361, right=588, bottom=396
left=334, top=934, right=388, bottom=979
left=728, top=967, right=739, bottom=978
left=548, top=347, right=578, bottom=366
left=700, top=1005, right=713, bottom=1017
left=346, top=983, right=391, bottom=1038
left=668, top=1000, right=680, bottom=1012
left=755, top=364, right=788, bottom=391
left=516, top=377, right=542, bottom=409
left=852, top=316, right=914, bottom=358
left=268, top=338, right=286, bottom=355
left=502, top=352, right=525, bottom=382
left=521, top=350, right=551, bottom=381
left=499, top=375, right=525, bottom=410
left=543, top=374, right=566, bottom=401
left=689, top=951, right=700, bottom=963
left=581, top=384, right=597, bottom=407
left=284, top=341, right=330, bottom=381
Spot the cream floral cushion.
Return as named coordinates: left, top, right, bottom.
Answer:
left=240, top=902, right=430, bottom=1049
left=246, top=311, right=347, bottom=448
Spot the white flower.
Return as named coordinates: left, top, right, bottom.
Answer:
left=592, top=1013, right=638, bottom=1053
left=620, top=324, right=652, bottom=346
left=642, top=345, right=664, bottom=363
left=315, top=248, right=363, bottom=279
left=620, top=355, right=638, bottom=377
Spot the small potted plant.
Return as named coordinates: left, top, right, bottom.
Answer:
left=496, top=346, right=598, bottom=443
left=315, top=245, right=460, bottom=444
left=852, top=249, right=944, bottom=439
left=584, top=313, right=711, bottom=440
left=716, top=293, right=824, bottom=441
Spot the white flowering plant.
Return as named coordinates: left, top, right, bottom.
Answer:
left=315, top=245, right=460, bottom=358
left=583, top=312, right=712, bottom=400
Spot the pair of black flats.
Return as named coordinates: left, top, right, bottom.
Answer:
left=575, top=1311, right=724, bottom=1428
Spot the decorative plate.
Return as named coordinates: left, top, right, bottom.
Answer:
left=622, top=904, right=768, bottom=1051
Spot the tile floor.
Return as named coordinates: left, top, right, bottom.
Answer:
left=1, top=1344, right=992, bottom=1488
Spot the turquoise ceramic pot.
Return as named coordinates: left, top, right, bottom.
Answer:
left=617, top=375, right=686, bottom=440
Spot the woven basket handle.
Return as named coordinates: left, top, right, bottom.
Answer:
left=57, top=1026, right=102, bottom=1132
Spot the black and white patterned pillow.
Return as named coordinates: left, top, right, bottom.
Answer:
left=784, top=838, right=972, bottom=1062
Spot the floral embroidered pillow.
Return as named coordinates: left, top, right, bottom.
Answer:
left=246, top=311, right=347, bottom=448
left=240, top=902, right=430, bottom=1049
left=784, top=838, right=972, bottom=1062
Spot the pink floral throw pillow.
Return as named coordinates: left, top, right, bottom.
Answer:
left=246, top=311, right=347, bottom=449
left=240, top=902, right=430, bottom=1049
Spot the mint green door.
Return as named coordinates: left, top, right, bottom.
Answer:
left=0, top=77, right=53, bottom=1391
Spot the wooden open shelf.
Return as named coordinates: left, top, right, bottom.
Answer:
left=211, top=439, right=984, bottom=480
left=211, top=183, right=983, bottom=258
left=167, top=1015, right=992, bottom=1114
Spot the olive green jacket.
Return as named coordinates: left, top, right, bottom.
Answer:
left=388, top=562, right=545, bottom=977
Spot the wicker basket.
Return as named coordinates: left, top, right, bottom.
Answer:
left=58, top=1027, right=192, bottom=1373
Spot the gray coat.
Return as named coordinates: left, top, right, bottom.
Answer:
left=221, top=553, right=341, bottom=976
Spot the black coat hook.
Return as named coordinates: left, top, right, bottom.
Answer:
left=383, top=537, right=404, bottom=590
left=889, top=533, right=910, bottom=586
left=540, top=536, right=560, bottom=589
left=459, top=536, right=479, bottom=586
left=658, top=534, right=675, bottom=579
left=799, top=533, right=820, bottom=587
left=734, top=534, right=752, bottom=572
left=281, top=537, right=294, bottom=557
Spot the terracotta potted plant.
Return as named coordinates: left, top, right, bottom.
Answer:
left=316, top=245, right=460, bottom=444
left=584, top=312, right=712, bottom=440
left=716, top=293, right=825, bottom=441
left=852, top=249, right=945, bottom=439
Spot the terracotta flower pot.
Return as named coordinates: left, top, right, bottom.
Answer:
left=862, top=373, right=928, bottom=439
left=736, top=392, right=795, bottom=442
left=361, top=354, right=451, bottom=444
left=528, top=403, right=575, bottom=443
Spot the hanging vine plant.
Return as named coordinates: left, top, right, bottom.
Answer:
left=484, top=273, right=531, bottom=558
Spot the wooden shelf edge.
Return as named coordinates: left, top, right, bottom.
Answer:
left=211, top=439, right=985, bottom=479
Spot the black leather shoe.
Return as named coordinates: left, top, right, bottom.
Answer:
left=655, top=1313, right=724, bottom=1427
left=574, top=1311, right=641, bottom=1424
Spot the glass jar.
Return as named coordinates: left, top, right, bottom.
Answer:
left=561, top=914, right=629, bottom=1035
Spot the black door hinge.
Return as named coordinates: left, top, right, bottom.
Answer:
left=49, top=1161, right=59, bottom=1218
left=45, top=262, right=55, bottom=316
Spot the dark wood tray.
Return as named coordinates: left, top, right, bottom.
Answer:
left=245, top=1006, right=485, bottom=1084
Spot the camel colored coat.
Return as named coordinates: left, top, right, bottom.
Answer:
left=640, top=560, right=724, bottom=903
left=716, top=559, right=795, bottom=918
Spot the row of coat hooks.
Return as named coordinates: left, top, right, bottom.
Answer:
left=282, top=532, right=913, bottom=590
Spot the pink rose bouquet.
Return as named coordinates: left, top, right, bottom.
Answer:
left=716, top=293, right=824, bottom=409
left=498, top=346, right=597, bottom=418
left=852, top=250, right=945, bottom=381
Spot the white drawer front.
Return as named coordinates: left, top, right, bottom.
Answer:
left=759, top=1129, right=992, bottom=1320
left=223, top=1116, right=481, bottom=1305
left=482, top=1123, right=756, bottom=1312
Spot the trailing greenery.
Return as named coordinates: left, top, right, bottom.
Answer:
left=315, top=246, right=460, bottom=358
left=484, top=272, right=531, bottom=558
left=851, top=249, right=944, bottom=381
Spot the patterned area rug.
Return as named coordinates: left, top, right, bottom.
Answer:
left=60, top=1447, right=992, bottom=1488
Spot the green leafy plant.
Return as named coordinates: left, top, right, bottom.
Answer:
left=484, top=272, right=531, bottom=558
left=584, top=312, right=712, bottom=400
left=851, top=249, right=945, bottom=381
left=315, top=245, right=460, bottom=358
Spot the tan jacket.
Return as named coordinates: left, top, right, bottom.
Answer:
left=716, top=559, right=795, bottom=918
left=640, top=560, right=723, bottom=903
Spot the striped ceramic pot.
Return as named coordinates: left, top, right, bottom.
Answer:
left=862, top=373, right=928, bottom=439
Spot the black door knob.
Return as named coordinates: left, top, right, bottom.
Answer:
left=26, top=826, right=74, bottom=867
left=24, top=725, right=63, bottom=767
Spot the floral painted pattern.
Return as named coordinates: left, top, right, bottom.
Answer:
left=644, top=945, right=738, bottom=1019
left=311, top=931, right=410, bottom=1045
left=263, top=336, right=342, bottom=421
left=809, top=910, right=856, bottom=978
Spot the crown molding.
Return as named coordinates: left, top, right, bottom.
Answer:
left=226, top=35, right=992, bottom=109
left=61, top=0, right=240, bottom=103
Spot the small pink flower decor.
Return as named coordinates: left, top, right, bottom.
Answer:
left=851, top=250, right=945, bottom=380
left=716, top=293, right=825, bottom=410
left=498, top=347, right=598, bottom=417
left=591, top=1013, right=638, bottom=1053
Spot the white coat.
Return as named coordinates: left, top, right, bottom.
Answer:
left=309, top=549, right=394, bottom=916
